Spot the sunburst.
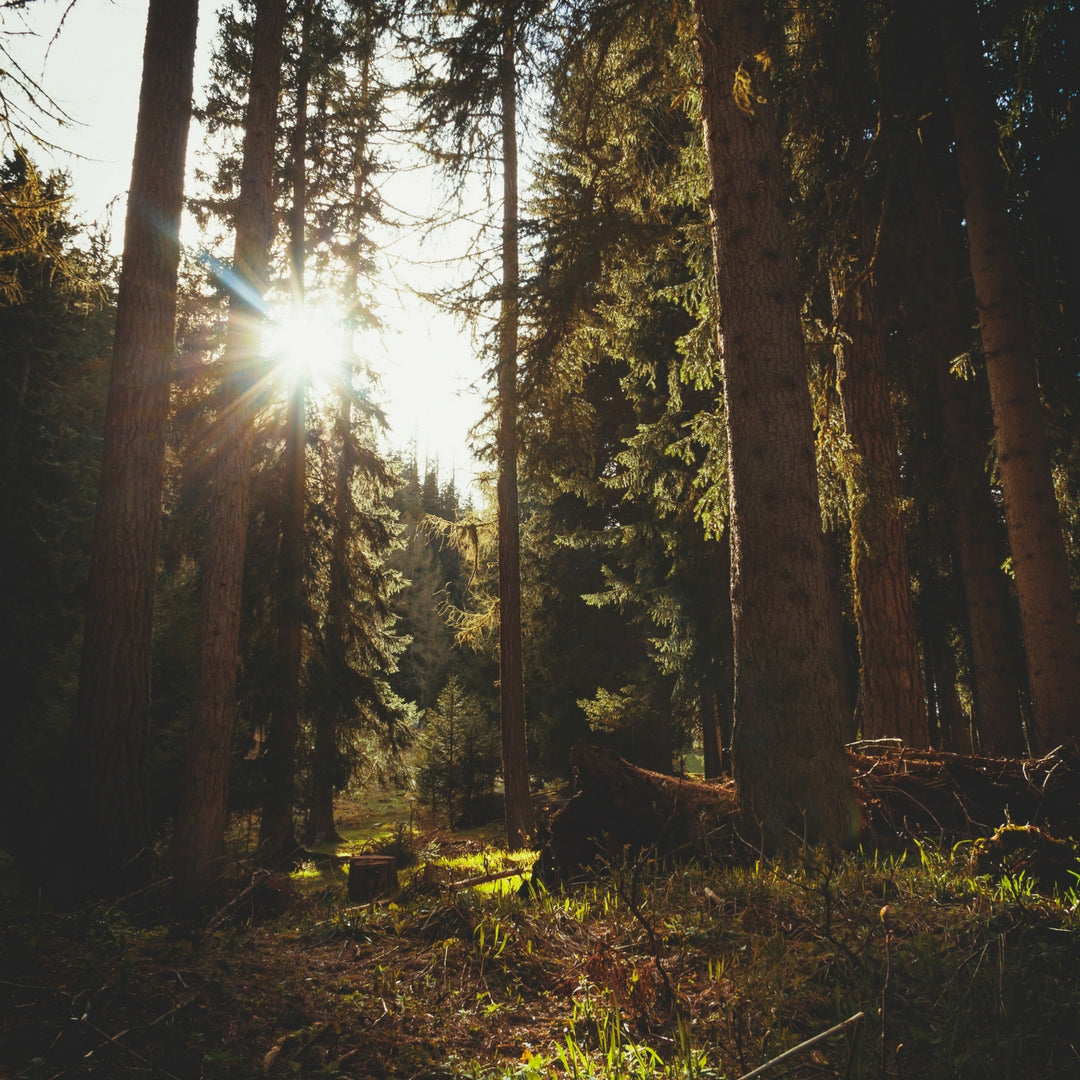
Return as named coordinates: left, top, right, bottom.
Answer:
left=265, top=301, right=348, bottom=403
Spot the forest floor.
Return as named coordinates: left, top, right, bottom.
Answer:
left=3, top=777, right=1080, bottom=1080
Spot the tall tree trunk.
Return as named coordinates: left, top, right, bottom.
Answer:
left=904, top=78, right=1028, bottom=756
left=693, top=0, right=858, bottom=849
left=305, top=391, right=349, bottom=844
left=172, top=0, right=288, bottom=905
left=307, top=39, right=373, bottom=846
left=71, top=0, right=199, bottom=897
left=258, top=374, right=306, bottom=862
left=259, top=0, right=315, bottom=865
left=701, top=535, right=733, bottom=779
left=940, top=0, right=1080, bottom=750
left=937, top=365, right=1026, bottom=754
left=497, top=16, right=532, bottom=849
left=834, top=277, right=927, bottom=746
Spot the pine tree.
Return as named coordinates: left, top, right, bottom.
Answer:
left=693, top=0, right=857, bottom=848
left=257, top=0, right=317, bottom=866
left=407, top=0, right=554, bottom=846
left=940, top=0, right=1080, bottom=750
left=72, top=0, right=199, bottom=896
left=173, top=0, right=289, bottom=904
left=519, top=1, right=734, bottom=776
left=0, top=154, right=114, bottom=878
left=416, top=674, right=498, bottom=824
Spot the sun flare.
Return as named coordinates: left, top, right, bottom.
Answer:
left=265, top=302, right=348, bottom=397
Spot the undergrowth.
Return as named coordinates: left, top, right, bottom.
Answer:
left=2, top=837, right=1079, bottom=1078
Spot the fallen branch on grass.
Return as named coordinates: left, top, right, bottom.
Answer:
left=735, top=1011, right=865, bottom=1080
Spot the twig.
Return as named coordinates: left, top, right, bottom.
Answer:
left=78, top=1017, right=187, bottom=1080
left=206, top=869, right=271, bottom=931
left=735, top=1011, right=865, bottom=1080
left=450, top=867, right=528, bottom=890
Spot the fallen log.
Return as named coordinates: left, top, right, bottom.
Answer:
left=534, top=742, right=1080, bottom=883
left=533, top=742, right=740, bottom=883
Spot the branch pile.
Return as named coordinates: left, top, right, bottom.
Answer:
left=851, top=744, right=1080, bottom=846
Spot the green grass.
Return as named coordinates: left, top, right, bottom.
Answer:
left=5, top=815, right=1080, bottom=1079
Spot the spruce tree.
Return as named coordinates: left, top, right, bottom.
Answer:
left=0, top=155, right=114, bottom=877
left=941, top=0, right=1080, bottom=750
left=694, top=0, right=857, bottom=848
left=72, top=0, right=199, bottom=896
left=173, top=0, right=289, bottom=904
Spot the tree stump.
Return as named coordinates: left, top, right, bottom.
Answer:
left=347, top=855, right=397, bottom=902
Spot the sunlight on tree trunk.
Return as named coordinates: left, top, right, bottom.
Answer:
left=834, top=277, right=927, bottom=747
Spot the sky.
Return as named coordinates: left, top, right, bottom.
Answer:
left=3, top=0, right=487, bottom=493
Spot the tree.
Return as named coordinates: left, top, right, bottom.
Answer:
left=833, top=275, right=926, bottom=745
left=70, top=0, right=199, bottom=896
left=782, top=0, right=927, bottom=747
left=940, top=0, right=1080, bottom=750
left=257, top=0, right=316, bottom=865
left=304, top=11, right=405, bottom=845
left=516, top=2, right=736, bottom=778
left=416, top=674, right=498, bottom=823
left=172, top=0, right=288, bottom=904
left=494, top=5, right=532, bottom=848
left=692, top=0, right=857, bottom=848
left=0, top=153, right=113, bottom=879
left=407, top=0, right=550, bottom=846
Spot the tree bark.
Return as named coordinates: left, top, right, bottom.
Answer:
left=834, top=278, right=927, bottom=746
left=259, top=0, right=315, bottom=866
left=937, top=362, right=1027, bottom=755
left=940, top=0, right=1080, bottom=750
left=173, top=0, right=288, bottom=905
left=72, top=0, right=198, bottom=897
left=693, top=0, right=858, bottom=849
left=497, top=14, right=533, bottom=849
left=701, top=535, right=733, bottom=779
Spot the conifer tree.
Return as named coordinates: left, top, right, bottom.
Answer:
left=257, top=0, right=317, bottom=866
left=72, top=0, right=199, bottom=895
left=0, top=154, right=114, bottom=876
left=173, top=0, right=288, bottom=904
left=693, top=0, right=856, bottom=847
left=407, top=0, right=553, bottom=846
left=940, top=0, right=1080, bottom=750
left=518, top=1, right=735, bottom=775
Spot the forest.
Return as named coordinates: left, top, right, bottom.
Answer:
left=2, top=0, right=1080, bottom=1076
